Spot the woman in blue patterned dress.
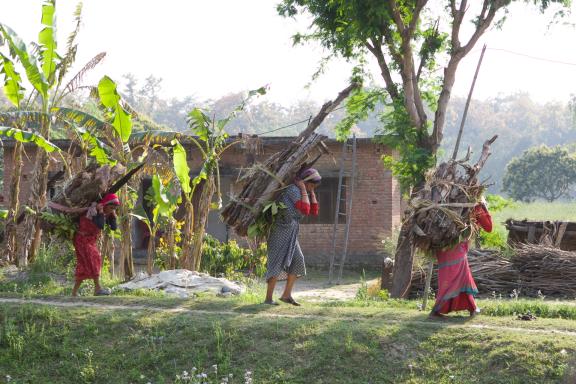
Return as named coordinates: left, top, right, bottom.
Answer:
left=264, top=168, right=321, bottom=305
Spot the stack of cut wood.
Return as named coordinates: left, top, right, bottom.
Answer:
left=411, top=249, right=519, bottom=295
left=512, top=243, right=576, bottom=297
left=221, top=83, right=358, bottom=236
left=407, top=136, right=497, bottom=252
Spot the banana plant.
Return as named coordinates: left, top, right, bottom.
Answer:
left=172, top=86, right=267, bottom=271
left=0, top=0, right=108, bottom=263
left=132, top=174, right=180, bottom=275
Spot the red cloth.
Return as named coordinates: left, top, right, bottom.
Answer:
left=73, top=216, right=103, bottom=282
left=473, top=204, right=492, bottom=232
left=433, top=242, right=478, bottom=315
left=100, top=193, right=120, bottom=206
left=295, top=201, right=319, bottom=216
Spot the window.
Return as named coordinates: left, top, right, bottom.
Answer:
left=302, top=177, right=346, bottom=225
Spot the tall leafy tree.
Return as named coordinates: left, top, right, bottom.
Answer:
left=278, top=0, right=571, bottom=296
left=503, top=145, right=576, bottom=202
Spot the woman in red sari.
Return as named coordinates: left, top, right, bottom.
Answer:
left=71, top=193, right=120, bottom=296
left=429, top=201, right=493, bottom=319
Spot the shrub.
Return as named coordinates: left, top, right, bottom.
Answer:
left=201, top=235, right=266, bottom=278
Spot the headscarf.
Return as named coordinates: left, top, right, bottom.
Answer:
left=297, top=168, right=322, bottom=184
left=99, top=193, right=120, bottom=206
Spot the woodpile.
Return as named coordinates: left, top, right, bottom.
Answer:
left=411, top=245, right=576, bottom=298
left=221, top=83, right=358, bottom=236
left=407, top=136, right=497, bottom=252
left=512, top=243, right=576, bottom=297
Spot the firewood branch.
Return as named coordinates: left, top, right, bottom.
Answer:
left=299, top=82, right=360, bottom=138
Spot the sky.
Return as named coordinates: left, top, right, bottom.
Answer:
left=1, top=0, right=576, bottom=106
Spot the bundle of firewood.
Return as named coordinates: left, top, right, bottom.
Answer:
left=221, top=83, right=358, bottom=237
left=221, top=133, right=327, bottom=236
left=406, top=136, right=497, bottom=252
left=38, top=163, right=126, bottom=236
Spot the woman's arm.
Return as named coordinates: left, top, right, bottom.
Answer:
left=309, top=189, right=319, bottom=216
left=294, top=180, right=311, bottom=215
left=473, top=203, right=492, bottom=233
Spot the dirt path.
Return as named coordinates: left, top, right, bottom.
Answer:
left=3, top=297, right=576, bottom=337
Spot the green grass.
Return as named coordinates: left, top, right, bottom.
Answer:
left=1, top=299, right=576, bottom=384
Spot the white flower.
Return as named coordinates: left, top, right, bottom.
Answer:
left=140, top=374, right=145, bottom=379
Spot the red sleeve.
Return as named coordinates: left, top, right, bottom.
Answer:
left=473, top=204, right=492, bottom=233
left=310, top=202, right=319, bottom=216
left=295, top=200, right=310, bottom=215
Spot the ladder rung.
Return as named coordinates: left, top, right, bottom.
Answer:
left=338, top=212, right=347, bottom=216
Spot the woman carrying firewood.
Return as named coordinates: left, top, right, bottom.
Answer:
left=429, top=199, right=493, bottom=319
left=71, top=193, right=120, bottom=297
left=264, top=168, right=321, bottom=306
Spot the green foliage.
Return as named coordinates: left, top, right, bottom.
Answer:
left=201, top=234, right=266, bottom=277
left=39, top=212, right=76, bottom=240
left=247, top=201, right=286, bottom=240
left=97, top=76, right=132, bottom=143
left=0, top=126, right=60, bottom=152
left=0, top=53, right=25, bottom=106
left=38, top=0, right=58, bottom=84
left=172, top=139, right=192, bottom=195
left=503, top=145, right=576, bottom=202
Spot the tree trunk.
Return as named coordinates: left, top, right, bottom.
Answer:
left=146, top=230, right=156, bottom=276
left=5, top=142, right=23, bottom=265
left=191, top=177, right=215, bottom=272
left=23, top=111, right=52, bottom=264
left=389, top=220, right=416, bottom=298
left=167, top=219, right=177, bottom=269
left=118, top=186, right=134, bottom=280
left=180, top=200, right=194, bottom=270
left=101, top=230, right=115, bottom=277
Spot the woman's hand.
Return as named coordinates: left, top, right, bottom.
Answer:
left=295, top=179, right=306, bottom=191
left=96, top=203, right=104, bottom=214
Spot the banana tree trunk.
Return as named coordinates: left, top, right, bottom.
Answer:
left=180, top=200, right=194, bottom=270
left=5, top=142, right=23, bottom=265
left=101, top=230, right=115, bottom=277
left=118, top=187, right=134, bottom=280
left=167, top=219, right=177, bottom=269
left=191, top=177, right=215, bottom=272
left=22, top=109, right=52, bottom=264
left=146, top=229, right=156, bottom=276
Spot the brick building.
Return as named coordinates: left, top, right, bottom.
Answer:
left=1, top=137, right=401, bottom=266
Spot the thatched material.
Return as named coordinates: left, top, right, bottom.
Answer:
left=411, top=245, right=576, bottom=298
left=406, top=136, right=497, bottom=252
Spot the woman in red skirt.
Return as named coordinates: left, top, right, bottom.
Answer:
left=71, top=193, right=120, bottom=296
left=429, top=201, right=493, bottom=319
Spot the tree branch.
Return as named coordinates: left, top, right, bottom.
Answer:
left=408, top=0, right=428, bottom=38
left=365, top=38, right=399, bottom=100
left=388, top=0, right=406, bottom=32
